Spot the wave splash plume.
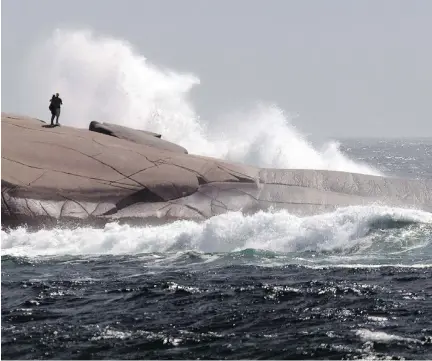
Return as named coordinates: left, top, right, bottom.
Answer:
left=24, top=29, right=379, bottom=175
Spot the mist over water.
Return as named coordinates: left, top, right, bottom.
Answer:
left=24, top=29, right=380, bottom=174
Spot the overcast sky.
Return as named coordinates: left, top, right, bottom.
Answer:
left=2, top=0, right=432, bottom=138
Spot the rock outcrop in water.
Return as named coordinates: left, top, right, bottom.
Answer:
left=2, top=113, right=432, bottom=228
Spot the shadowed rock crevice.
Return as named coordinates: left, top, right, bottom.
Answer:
left=103, top=188, right=166, bottom=216
left=197, top=176, right=207, bottom=185
left=215, top=164, right=257, bottom=184
left=60, top=195, right=91, bottom=216
left=1, top=191, right=13, bottom=217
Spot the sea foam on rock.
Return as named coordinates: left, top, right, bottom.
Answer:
left=2, top=113, right=431, bottom=229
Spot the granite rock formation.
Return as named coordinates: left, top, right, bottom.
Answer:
left=2, top=113, right=431, bottom=229
left=89, top=121, right=188, bottom=154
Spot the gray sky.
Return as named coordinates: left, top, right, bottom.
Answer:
left=2, top=0, right=432, bottom=138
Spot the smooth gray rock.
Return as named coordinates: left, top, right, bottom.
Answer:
left=89, top=120, right=188, bottom=154
left=2, top=113, right=431, bottom=229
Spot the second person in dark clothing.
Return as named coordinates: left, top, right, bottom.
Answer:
left=49, top=93, right=63, bottom=126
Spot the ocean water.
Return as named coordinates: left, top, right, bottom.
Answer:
left=2, top=139, right=432, bottom=360
left=2, top=29, right=432, bottom=359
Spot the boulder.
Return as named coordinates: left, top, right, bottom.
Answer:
left=89, top=121, right=188, bottom=154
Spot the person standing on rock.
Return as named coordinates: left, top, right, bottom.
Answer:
left=49, top=93, right=63, bottom=126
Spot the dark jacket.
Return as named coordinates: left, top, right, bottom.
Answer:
left=50, top=96, right=63, bottom=109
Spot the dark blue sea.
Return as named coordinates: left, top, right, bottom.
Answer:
left=2, top=138, right=432, bottom=359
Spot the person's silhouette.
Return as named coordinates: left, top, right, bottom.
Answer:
left=49, top=93, right=63, bottom=126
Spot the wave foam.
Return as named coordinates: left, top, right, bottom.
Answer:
left=23, top=28, right=380, bottom=175
left=355, top=329, right=420, bottom=344
left=2, top=206, right=431, bottom=257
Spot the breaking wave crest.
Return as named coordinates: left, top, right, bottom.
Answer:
left=2, top=206, right=431, bottom=259
left=23, top=29, right=380, bottom=175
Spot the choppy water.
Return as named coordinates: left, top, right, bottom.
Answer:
left=2, top=257, right=432, bottom=360
left=2, top=138, right=432, bottom=359
left=341, top=137, right=432, bottom=180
